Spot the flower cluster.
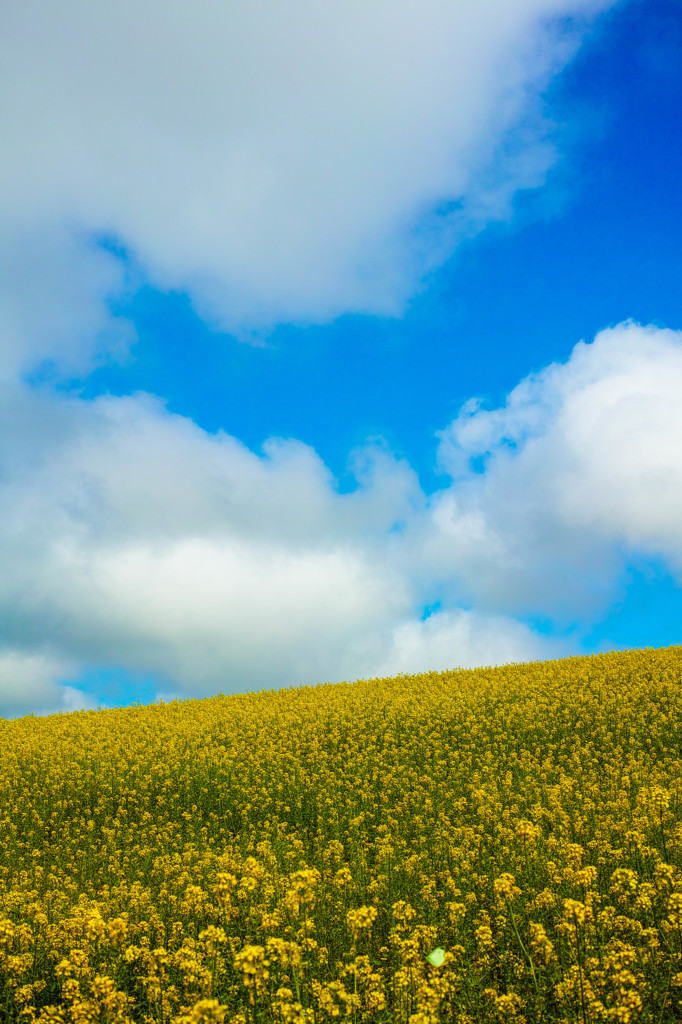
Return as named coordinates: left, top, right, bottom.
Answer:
left=0, top=645, right=681, bottom=1021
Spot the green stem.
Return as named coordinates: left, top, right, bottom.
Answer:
left=655, top=962, right=673, bottom=1024
left=509, top=907, right=539, bottom=996
left=576, top=930, right=588, bottom=1024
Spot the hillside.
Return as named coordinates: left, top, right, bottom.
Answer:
left=1, top=646, right=682, bottom=1022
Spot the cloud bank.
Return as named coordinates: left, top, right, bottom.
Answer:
left=2, top=322, right=682, bottom=716
left=0, top=379, right=556, bottom=716
left=414, top=322, right=682, bottom=620
left=1, top=0, right=611, bottom=356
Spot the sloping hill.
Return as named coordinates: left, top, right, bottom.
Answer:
left=1, top=645, right=681, bottom=1022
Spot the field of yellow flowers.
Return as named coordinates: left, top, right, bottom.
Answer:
left=1, top=646, right=682, bottom=1024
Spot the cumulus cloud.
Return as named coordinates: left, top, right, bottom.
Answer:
left=0, top=383, right=416, bottom=704
left=0, top=0, right=612, bottom=354
left=0, top=648, right=96, bottom=718
left=0, top=379, right=550, bottom=714
left=0, top=386, right=423, bottom=548
left=2, top=321, right=682, bottom=715
left=416, top=321, right=682, bottom=621
left=372, top=607, right=562, bottom=679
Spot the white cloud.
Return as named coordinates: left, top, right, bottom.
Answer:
left=0, top=222, right=135, bottom=380
left=0, top=383, right=414, bottom=698
left=418, top=322, right=682, bottom=620
left=0, top=386, right=423, bottom=548
left=47, top=536, right=411, bottom=692
left=0, top=648, right=96, bottom=718
left=2, top=321, right=682, bottom=714
left=0, top=0, right=612, bottom=352
left=0, top=381, right=546, bottom=710
left=373, top=607, right=562, bottom=679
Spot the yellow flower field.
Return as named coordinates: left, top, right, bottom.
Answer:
left=1, top=646, right=682, bottom=1023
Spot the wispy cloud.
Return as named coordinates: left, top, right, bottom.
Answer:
left=0, top=223, right=135, bottom=381
left=1, top=0, right=612, bottom=354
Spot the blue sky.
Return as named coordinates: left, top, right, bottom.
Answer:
left=0, top=0, right=681, bottom=716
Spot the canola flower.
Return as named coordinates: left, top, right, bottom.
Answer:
left=0, top=646, right=681, bottom=1021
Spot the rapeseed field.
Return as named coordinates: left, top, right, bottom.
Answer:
left=1, top=646, right=682, bottom=1024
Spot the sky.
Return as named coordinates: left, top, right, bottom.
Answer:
left=0, top=0, right=681, bottom=717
